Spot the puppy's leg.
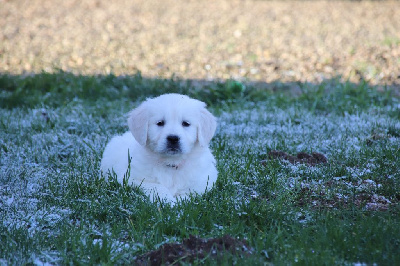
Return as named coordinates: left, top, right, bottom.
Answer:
left=137, top=182, right=176, bottom=203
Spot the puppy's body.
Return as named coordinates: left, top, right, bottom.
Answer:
left=100, top=94, right=218, bottom=202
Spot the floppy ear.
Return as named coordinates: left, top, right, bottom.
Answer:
left=197, top=108, right=217, bottom=147
left=127, top=105, right=149, bottom=146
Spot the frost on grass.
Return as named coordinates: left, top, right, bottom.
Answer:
left=217, top=103, right=399, bottom=211
left=218, top=104, right=398, bottom=154
left=0, top=104, right=127, bottom=263
left=0, top=100, right=399, bottom=263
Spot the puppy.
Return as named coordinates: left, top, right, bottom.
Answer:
left=100, top=94, right=218, bottom=202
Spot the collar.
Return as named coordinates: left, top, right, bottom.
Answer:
left=165, top=159, right=185, bottom=170
left=166, top=163, right=179, bottom=169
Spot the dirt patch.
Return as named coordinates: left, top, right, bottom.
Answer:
left=297, top=186, right=393, bottom=211
left=1, top=0, right=399, bottom=91
left=135, top=235, right=254, bottom=265
left=263, top=150, right=328, bottom=166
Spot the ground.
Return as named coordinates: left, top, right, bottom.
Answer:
left=1, top=1, right=400, bottom=264
left=135, top=235, right=253, bottom=265
left=1, top=0, right=399, bottom=91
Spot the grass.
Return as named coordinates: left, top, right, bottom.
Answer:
left=0, top=72, right=399, bottom=265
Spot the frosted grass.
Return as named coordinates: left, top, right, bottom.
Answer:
left=0, top=100, right=399, bottom=264
left=218, top=103, right=399, bottom=155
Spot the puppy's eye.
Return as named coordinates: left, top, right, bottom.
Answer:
left=156, top=120, right=165, bottom=127
left=182, top=121, right=190, bottom=127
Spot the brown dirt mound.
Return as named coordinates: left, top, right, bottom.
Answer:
left=263, top=150, right=328, bottom=166
left=135, top=235, right=254, bottom=265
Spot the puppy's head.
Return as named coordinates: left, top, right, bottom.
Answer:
left=128, top=94, right=216, bottom=156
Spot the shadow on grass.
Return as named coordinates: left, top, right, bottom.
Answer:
left=0, top=71, right=398, bottom=115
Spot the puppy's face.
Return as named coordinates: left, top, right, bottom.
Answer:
left=128, top=94, right=216, bottom=156
left=147, top=110, right=197, bottom=155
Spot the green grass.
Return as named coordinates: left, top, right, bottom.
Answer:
left=0, top=72, right=399, bottom=265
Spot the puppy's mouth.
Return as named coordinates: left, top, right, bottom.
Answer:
left=165, top=150, right=182, bottom=155
left=164, top=145, right=182, bottom=155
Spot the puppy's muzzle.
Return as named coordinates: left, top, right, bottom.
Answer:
left=166, top=135, right=181, bottom=153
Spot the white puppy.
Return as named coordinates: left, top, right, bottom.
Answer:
left=100, top=94, right=218, bottom=202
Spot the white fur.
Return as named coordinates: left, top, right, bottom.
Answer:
left=100, top=94, right=218, bottom=202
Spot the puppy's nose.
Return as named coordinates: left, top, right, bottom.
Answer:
left=167, top=135, right=180, bottom=144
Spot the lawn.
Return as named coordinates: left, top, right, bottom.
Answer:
left=0, top=72, right=399, bottom=265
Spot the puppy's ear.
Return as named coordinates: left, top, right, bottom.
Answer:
left=197, top=108, right=217, bottom=147
left=128, top=105, right=148, bottom=146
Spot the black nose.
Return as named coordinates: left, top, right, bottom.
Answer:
left=167, top=135, right=180, bottom=144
